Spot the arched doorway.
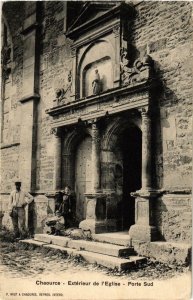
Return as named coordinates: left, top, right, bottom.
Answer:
left=116, top=126, right=142, bottom=230
left=75, top=135, right=92, bottom=222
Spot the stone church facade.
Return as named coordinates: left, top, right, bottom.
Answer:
left=1, top=2, right=192, bottom=251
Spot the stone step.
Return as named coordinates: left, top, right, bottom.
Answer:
left=19, top=239, right=47, bottom=247
left=92, top=232, right=132, bottom=247
left=34, top=234, right=134, bottom=257
left=34, top=234, right=70, bottom=247
left=19, top=239, right=146, bottom=271
left=68, top=239, right=134, bottom=257
left=43, top=244, right=77, bottom=256
left=79, top=251, right=146, bottom=271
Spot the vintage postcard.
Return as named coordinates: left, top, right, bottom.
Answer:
left=0, top=1, right=192, bottom=299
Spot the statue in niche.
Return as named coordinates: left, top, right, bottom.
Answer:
left=92, top=69, right=101, bottom=95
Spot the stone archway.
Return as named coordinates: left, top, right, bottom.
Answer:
left=62, top=126, right=92, bottom=223
left=101, top=115, right=142, bottom=231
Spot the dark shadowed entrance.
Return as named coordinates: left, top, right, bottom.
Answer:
left=117, top=126, right=142, bottom=230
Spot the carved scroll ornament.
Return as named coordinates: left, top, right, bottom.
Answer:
left=120, top=48, right=154, bottom=86
left=54, top=71, right=72, bottom=106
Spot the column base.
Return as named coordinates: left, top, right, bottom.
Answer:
left=79, top=219, right=117, bottom=234
left=129, top=224, right=158, bottom=242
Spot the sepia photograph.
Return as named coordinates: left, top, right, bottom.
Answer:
left=0, top=1, right=192, bottom=299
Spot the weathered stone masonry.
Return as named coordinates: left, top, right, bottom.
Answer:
left=1, top=2, right=192, bottom=248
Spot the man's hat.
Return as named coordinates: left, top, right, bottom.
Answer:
left=15, top=181, right=21, bottom=184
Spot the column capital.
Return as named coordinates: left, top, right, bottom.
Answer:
left=138, top=106, right=151, bottom=117
left=91, top=121, right=100, bottom=143
left=50, top=127, right=62, bottom=137
left=87, top=118, right=100, bottom=126
left=70, top=46, right=77, bottom=58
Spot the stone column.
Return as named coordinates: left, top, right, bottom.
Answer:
left=51, top=128, right=62, bottom=191
left=129, top=107, right=158, bottom=242
left=141, top=109, right=152, bottom=190
left=79, top=119, right=110, bottom=234
left=91, top=121, right=101, bottom=192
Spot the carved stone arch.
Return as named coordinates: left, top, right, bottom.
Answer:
left=102, top=116, right=142, bottom=151
left=62, top=125, right=92, bottom=189
left=63, top=126, right=91, bottom=155
left=78, top=38, right=115, bottom=73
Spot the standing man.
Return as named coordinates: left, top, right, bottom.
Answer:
left=8, top=181, right=34, bottom=239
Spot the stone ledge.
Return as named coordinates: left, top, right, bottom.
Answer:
left=19, top=93, right=40, bottom=103
left=0, top=142, right=20, bottom=149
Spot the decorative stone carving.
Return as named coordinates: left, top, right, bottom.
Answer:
left=92, top=121, right=100, bottom=147
left=120, top=50, right=154, bottom=86
left=1, top=45, right=12, bottom=80
left=54, top=71, right=72, bottom=106
left=50, top=127, right=61, bottom=136
left=113, top=24, right=120, bottom=37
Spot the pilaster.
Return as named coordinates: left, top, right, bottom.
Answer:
left=113, top=24, right=121, bottom=87
left=18, top=3, right=40, bottom=191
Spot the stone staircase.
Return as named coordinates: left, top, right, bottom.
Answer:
left=19, top=232, right=147, bottom=271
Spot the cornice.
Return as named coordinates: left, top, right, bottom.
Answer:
left=46, top=81, right=153, bottom=118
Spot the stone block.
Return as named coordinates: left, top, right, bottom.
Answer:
left=2, top=211, right=13, bottom=231
left=43, top=244, right=78, bottom=256
left=129, top=224, right=158, bottom=242
left=92, top=232, right=132, bottom=247
left=68, top=239, right=134, bottom=257
left=132, top=240, right=191, bottom=265
left=78, top=251, right=146, bottom=271
left=34, top=195, right=48, bottom=233
left=34, top=233, right=52, bottom=244
left=19, top=239, right=46, bottom=247
left=50, top=236, right=70, bottom=247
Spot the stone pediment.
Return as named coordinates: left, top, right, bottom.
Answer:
left=66, top=2, right=134, bottom=40
left=67, top=2, right=117, bottom=31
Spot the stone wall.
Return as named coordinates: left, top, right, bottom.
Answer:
left=1, top=2, right=24, bottom=194
left=155, top=194, right=191, bottom=243
left=129, top=1, right=193, bottom=190
left=1, top=146, right=20, bottom=192
left=36, top=1, right=72, bottom=192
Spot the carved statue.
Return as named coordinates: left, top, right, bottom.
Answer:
left=92, top=69, right=101, bottom=95
left=120, top=47, right=154, bottom=86
left=54, top=70, right=72, bottom=106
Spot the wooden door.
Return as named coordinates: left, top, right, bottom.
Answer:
left=75, top=136, right=92, bottom=222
